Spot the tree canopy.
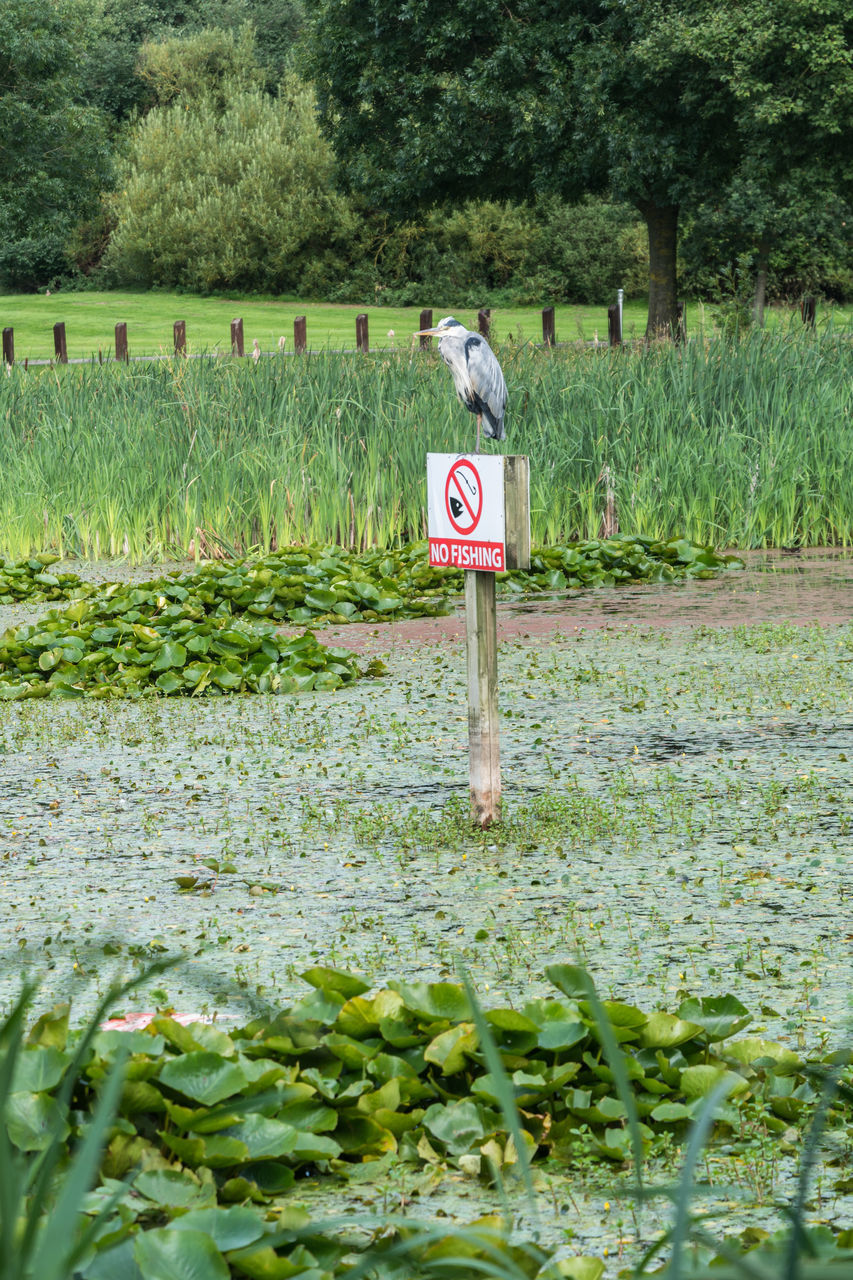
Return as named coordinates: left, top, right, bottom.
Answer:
left=306, top=0, right=853, bottom=334
left=0, top=0, right=111, bottom=289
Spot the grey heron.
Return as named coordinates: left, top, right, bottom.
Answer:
left=415, top=316, right=507, bottom=452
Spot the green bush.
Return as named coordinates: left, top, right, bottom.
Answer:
left=679, top=194, right=853, bottom=304
left=332, top=196, right=648, bottom=307
left=104, top=78, right=352, bottom=293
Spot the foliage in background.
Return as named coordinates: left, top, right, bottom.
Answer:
left=136, top=22, right=263, bottom=109
left=304, top=0, right=853, bottom=333
left=679, top=185, right=853, bottom=311
left=324, top=196, right=650, bottom=308
left=78, top=0, right=307, bottom=122
left=0, top=331, right=850, bottom=558
left=0, top=0, right=112, bottom=291
left=103, top=77, right=352, bottom=294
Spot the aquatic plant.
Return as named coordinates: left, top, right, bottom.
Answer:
left=0, top=331, right=850, bottom=558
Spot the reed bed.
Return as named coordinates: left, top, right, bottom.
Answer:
left=1, top=327, right=851, bottom=559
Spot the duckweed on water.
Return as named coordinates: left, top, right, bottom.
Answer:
left=0, top=538, right=740, bottom=699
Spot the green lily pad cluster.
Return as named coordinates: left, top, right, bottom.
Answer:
left=0, top=599, right=371, bottom=701
left=0, top=536, right=741, bottom=621
left=0, top=536, right=740, bottom=699
left=499, top=536, right=742, bottom=594
left=0, top=553, right=92, bottom=606
left=6, top=968, right=848, bottom=1280
left=18, top=969, right=841, bottom=1188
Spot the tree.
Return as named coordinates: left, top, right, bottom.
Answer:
left=0, top=0, right=111, bottom=289
left=80, top=0, right=306, bottom=122
left=305, top=0, right=853, bottom=336
left=136, top=23, right=263, bottom=110
left=104, top=78, right=353, bottom=292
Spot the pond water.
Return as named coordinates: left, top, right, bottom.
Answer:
left=1, top=552, right=852, bottom=1271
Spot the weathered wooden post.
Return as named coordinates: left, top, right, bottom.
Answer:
left=802, top=296, right=816, bottom=327
left=477, top=308, right=491, bottom=340
left=356, top=313, right=369, bottom=353
left=173, top=320, right=187, bottom=356
left=2, top=328, right=13, bottom=366
left=231, top=318, right=244, bottom=356
left=608, top=304, right=622, bottom=346
left=53, top=322, right=68, bottom=364
left=294, top=316, right=307, bottom=354
left=115, top=322, right=128, bottom=362
left=542, top=306, right=555, bottom=347
left=427, top=452, right=530, bottom=828
left=419, top=309, right=433, bottom=349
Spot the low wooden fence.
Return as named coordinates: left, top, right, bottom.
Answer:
left=0, top=305, right=604, bottom=367
left=0, top=297, right=818, bottom=367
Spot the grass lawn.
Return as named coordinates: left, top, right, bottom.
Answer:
left=2, top=291, right=848, bottom=361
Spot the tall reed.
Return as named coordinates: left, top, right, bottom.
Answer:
left=1, top=327, right=850, bottom=559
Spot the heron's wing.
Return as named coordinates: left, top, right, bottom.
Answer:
left=464, top=335, right=507, bottom=438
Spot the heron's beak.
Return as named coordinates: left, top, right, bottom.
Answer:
left=414, top=327, right=441, bottom=336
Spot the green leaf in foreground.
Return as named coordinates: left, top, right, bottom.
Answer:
left=133, top=1227, right=229, bottom=1280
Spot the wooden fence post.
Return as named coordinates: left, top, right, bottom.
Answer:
left=356, top=313, right=369, bottom=353
left=2, top=328, right=13, bottom=366
left=53, top=323, right=67, bottom=364
left=231, top=318, right=244, bottom=356
left=608, top=304, right=622, bottom=346
left=419, top=308, right=433, bottom=349
left=115, top=322, right=128, bottom=362
left=541, top=306, right=555, bottom=347
left=294, top=316, right=306, bottom=354
left=477, top=308, right=491, bottom=340
left=801, top=296, right=816, bottom=327
left=174, top=320, right=187, bottom=356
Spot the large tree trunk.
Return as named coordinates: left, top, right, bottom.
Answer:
left=640, top=200, right=679, bottom=339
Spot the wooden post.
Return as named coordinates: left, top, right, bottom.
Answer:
left=541, top=306, right=555, bottom=347
left=231, top=317, right=244, bottom=356
left=174, top=320, right=187, bottom=356
left=802, top=296, right=816, bottom=327
left=504, top=455, right=530, bottom=571
left=466, top=570, right=500, bottom=828
left=356, top=313, right=369, bottom=353
left=115, top=322, right=128, bottom=362
left=419, top=308, right=433, bottom=349
left=54, top=322, right=68, bottom=364
left=608, top=304, right=622, bottom=346
left=465, top=454, right=529, bottom=828
left=294, top=316, right=306, bottom=354
left=477, top=308, right=491, bottom=340
left=2, top=328, right=13, bottom=366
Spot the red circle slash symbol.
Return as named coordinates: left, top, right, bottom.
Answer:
left=445, top=459, right=482, bottom=535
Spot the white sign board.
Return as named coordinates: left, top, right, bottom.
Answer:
left=427, top=453, right=505, bottom=571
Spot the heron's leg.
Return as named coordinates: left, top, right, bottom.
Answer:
left=476, top=414, right=482, bottom=454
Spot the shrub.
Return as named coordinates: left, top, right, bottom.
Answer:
left=104, top=78, right=353, bottom=294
